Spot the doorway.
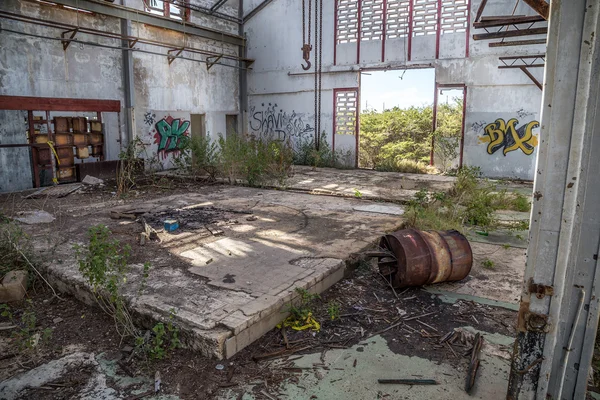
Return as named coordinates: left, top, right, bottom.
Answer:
left=432, top=85, right=466, bottom=173
left=358, top=68, right=435, bottom=173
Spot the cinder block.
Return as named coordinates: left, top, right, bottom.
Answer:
left=0, top=270, right=28, bottom=303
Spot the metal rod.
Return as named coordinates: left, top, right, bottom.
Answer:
left=473, top=27, right=548, bottom=40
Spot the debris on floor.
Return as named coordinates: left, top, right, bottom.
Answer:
left=13, top=210, right=55, bottom=225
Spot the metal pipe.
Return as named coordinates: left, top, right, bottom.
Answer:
left=0, top=11, right=250, bottom=64
left=0, top=27, right=248, bottom=70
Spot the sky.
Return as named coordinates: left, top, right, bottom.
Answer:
left=360, top=69, right=463, bottom=112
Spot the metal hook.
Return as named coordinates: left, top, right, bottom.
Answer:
left=301, top=60, right=311, bottom=70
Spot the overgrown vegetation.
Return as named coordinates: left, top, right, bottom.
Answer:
left=1, top=301, right=52, bottom=351
left=359, top=100, right=463, bottom=174
left=404, top=167, right=532, bottom=233
left=0, top=214, right=32, bottom=279
left=279, top=288, right=321, bottom=331
left=75, top=225, right=179, bottom=360
left=116, top=137, right=147, bottom=197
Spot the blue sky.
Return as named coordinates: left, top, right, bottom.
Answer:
left=360, top=68, right=462, bottom=112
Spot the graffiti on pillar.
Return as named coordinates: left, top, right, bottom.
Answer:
left=479, top=118, right=539, bottom=156
left=149, top=115, right=190, bottom=158
left=249, top=103, right=314, bottom=141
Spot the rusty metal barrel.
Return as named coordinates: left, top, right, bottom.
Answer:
left=377, top=229, right=472, bottom=288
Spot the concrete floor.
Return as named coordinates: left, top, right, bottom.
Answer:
left=7, top=168, right=531, bottom=362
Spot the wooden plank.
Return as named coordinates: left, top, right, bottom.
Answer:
left=0, top=96, right=121, bottom=112
left=473, top=27, right=547, bottom=41
left=522, top=0, right=549, bottom=20
left=473, top=15, right=545, bottom=28
left=489, top=38, right=547, bottom=47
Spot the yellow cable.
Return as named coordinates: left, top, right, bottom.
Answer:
left=46, top=141, right=61, bottom=166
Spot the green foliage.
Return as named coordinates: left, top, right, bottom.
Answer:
left=117, top=137, right=147, bottom=196
left=1, top=301, right=52, bottom=351
left=183, top=134, right=294, bottom=186
left=74, top=225, right=143, bottom=338
left=433, top=99, right=464, bottom=173
left=327, top=301, right=341, bottom=321
left=481, top=258, right=495, bottom=270
left=0, top=215, right=32, bottom=279
left=286, top=288, right=320, bottom=322
left=141, top=309, right=181, bottom=361
left=354, top=189, right=363, bottom=198
left=359, top=105, right=435, bottom=171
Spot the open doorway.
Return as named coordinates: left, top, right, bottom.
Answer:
left=359, top=68, right=435, bottom=173
left=432, top=85, right=466, bottom=174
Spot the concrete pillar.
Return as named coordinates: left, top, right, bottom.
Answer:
left=121, top=17, right=135, bottom=145
left=507, top=0, right=600, bottom=399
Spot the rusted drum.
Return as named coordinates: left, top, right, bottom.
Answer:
left=377, top=229, right=472, bottom=288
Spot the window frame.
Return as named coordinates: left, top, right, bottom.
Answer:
left=144, top=0, right=190, bottom=22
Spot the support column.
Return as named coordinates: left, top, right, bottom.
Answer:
left=508, top=0, right=600, bottom=399
left=121, top=17, right=135, bottom=145
left=239, top=0, right=247, bottom=135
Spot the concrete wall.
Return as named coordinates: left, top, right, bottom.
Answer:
left=0, top=0, right=241, bottom=191
left=244, top=0, right=546, bottom=179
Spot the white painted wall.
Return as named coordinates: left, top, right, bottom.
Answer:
left=0, top=0, right=241, bottom=191
left=244, top=0, right=546, bottom=179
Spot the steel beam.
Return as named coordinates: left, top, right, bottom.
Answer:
left=522, top=0, right=550, bottom=20
left=0, top=96, right=120, bottom=112
left=473, top=15, right=545, bottom=28
left=508, top=0, right=600, bottom=398
left=48, top=0, right=245, bottom=47
left=489, top=38, right=546, bottom=47
left=242, top=0, right=275, bottom=23
left=121, top=17, right=134, bottom=145
left=472, top=27, right=547, bottom=40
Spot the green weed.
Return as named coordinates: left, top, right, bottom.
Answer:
left=1, top=301, right=52, bottom=351
left=481, top=259, right=495, bottom=270
left=327, top=301, right=341, bottom=321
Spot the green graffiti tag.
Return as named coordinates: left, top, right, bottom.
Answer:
left=155, top=117, right=190, bottom=152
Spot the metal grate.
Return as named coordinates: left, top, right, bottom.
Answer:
left=361, top=0, right=385, bottom=41
left=441, top=0, right=468, bottom=34
left=337, top=0, right=360, bottom=44
left=412, top=0, right=438, bottom=36
left=386, top=0, right=410, bottom=39
left=335, top=90, right=358, bottom=135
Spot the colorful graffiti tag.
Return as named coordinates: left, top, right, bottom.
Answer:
left=480, top=118, right=539, bottom=156
left=249, top=103, right=314, bottom=141
left=145, top=114, right=190, bottom=159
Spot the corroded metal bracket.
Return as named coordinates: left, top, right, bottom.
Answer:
left=528, top=278, right=554, bottom=299
left=61, top=28, right=79, bottom=51
left=517, top=299, right=550, bottom=333
left=167, top=47, right=184, bottom=65
left=206, top=54, right=223, bottom=71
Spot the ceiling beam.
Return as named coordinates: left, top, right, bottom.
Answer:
left=522, top=0, right=550, bottom=20
left=48, top=0, right=245, bottom=47
left=473, top=27, right=547, bottom=40
left=489, top=38, right=547, bottom=47
left=210, top=0, right=229, bottom=13
left=473, top=15, right=545, bottom=28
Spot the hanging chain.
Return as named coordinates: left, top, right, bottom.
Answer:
left=314, top=0, right=318, bottom=148
left=301, top=0, right=312, bottom=70
left=317, top=0, right=323, bottom=149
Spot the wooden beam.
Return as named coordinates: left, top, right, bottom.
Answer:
left=489, top=38, right=547, bottom=47
left=522, top=0, right=549, bottom=20
left=0, top=96, right=121, bottom=112
left=473, top=27, right=547, bottom=40
left=473, top=15, right=545, bottom=28
left=519, top=66, right=543, bottom=90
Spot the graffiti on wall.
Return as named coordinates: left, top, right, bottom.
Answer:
left=145, top=113, right=190, bottom=159
left=249, top=103, right=314, bottom=141
left=479, top=118, right=539, bottom=156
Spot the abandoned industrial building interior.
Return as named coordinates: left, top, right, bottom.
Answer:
left=0, top=0, right=599, bottom=399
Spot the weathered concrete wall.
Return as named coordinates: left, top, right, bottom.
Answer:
left=0, top=110, right=32, bottom=192
left=0, top=0, right=241, bottom=191
left=244, top=0, right=545, bottom=179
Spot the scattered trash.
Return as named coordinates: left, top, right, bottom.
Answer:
left=164, top=219, right=179, bottom=232
left=81, top=175, right=104, bottom=186
left=278, top=312, right=321, bottom=332
left=154, top=371, right=161, bottom=392
left=110, top=211, right=137, bottom=220
left=140, top=218, right=160, bottom=242
left=373, top=229, right=473, bottom=288
left=206, top=224, right=224, bottom=236
left=475, top=230, right=489, bottom=236
left=121, top=345, right=134, bottom=353
left=216, top=364, right=225, bottom=370
left=246, top=215, right=258, bottom=221
left=378, top=378, right=438, bottom=385
left=465, top=333, right=484, bottom=393
left=52, top=317, right=64, bottom=324
left=25, top=183, right=82, bottom=199
left=13, top=210, right=55, bottom=225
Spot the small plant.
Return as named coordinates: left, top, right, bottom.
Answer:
left=354, top=189, right=363, bottom=198
left=75, top=225, right=149, bottom=339
left=0, top=215, right=33, bottom=281
left=280, top=288, right=321, bottom=331
left=327, top=301, right=341, bottom=321
left=502, top=244, right=511, bottom=250
left=116, top=137, right=146, bottom=197
left=481, top=258, right=495, bottom=270
left=137, top=309, right=181, bottom=361
left=1, top=301, right=52, bottom=351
